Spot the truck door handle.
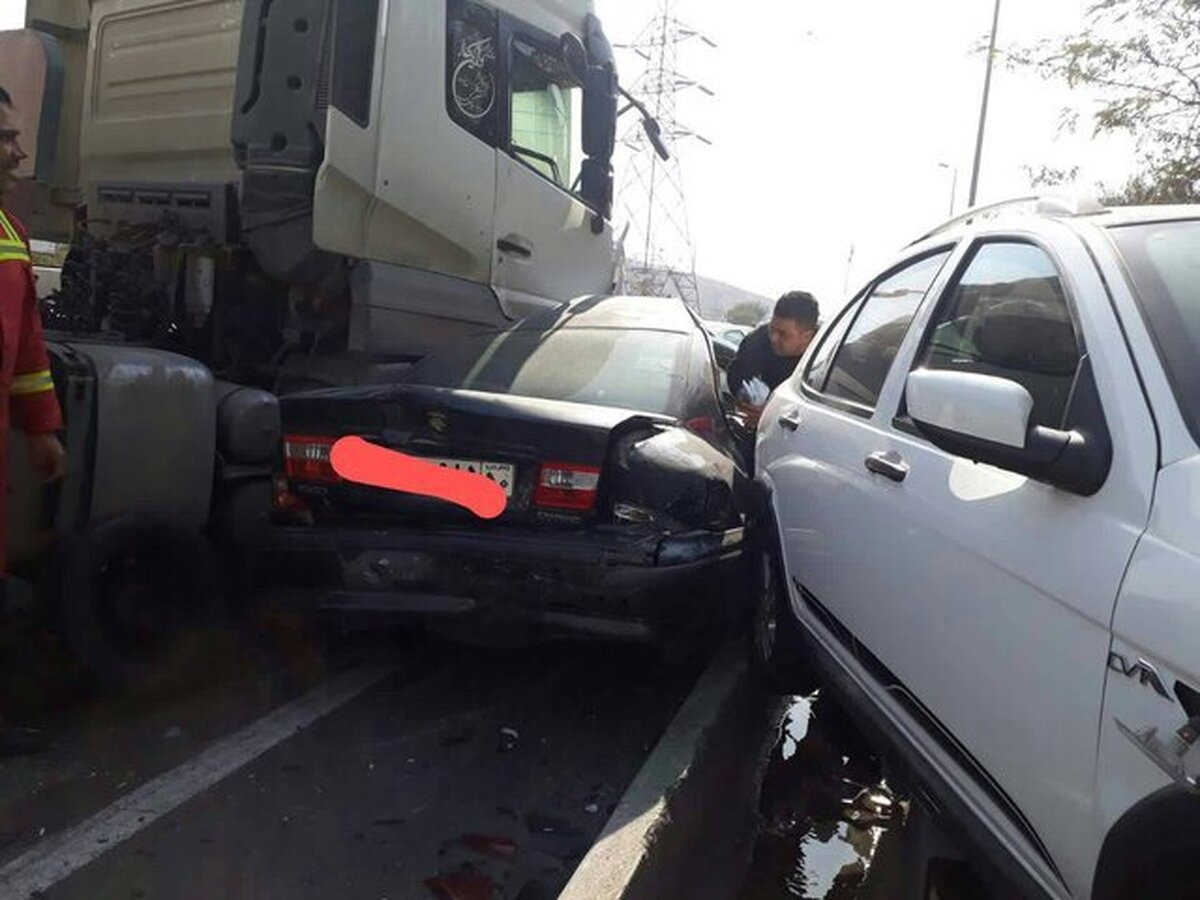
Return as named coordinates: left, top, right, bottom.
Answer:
left=497, top=238, right=533, bottom=258
left=865, top=451, right=909, bottom=483
left=779, top=409, right=802, bottom=432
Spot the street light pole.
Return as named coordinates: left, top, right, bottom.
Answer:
left=968, top=0, right=1002, bottom=207
left=938, top=162, right=959, bottom=217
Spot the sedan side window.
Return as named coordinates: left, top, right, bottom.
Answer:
left=914, top=242, right=1082, bottom=429
left=821, top=251, right=952, bottom=412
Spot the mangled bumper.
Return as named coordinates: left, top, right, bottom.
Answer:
left=257, top=524, right=745, bottom=641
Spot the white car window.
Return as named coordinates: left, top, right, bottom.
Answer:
left=821, top=251, right=952, bottom=412
left=914, top=241, right=1082, bottom=430
left=802, top=298, right=862, bottom=393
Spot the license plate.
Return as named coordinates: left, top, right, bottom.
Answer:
left=425, top=458, right=516, bottom=497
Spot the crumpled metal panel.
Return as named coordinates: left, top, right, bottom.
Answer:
left=610, top=426, right=741, bottom=531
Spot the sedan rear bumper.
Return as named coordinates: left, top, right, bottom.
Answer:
left=256, top=523, right=746, bottom=643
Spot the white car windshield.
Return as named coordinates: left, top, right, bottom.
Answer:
left=1110, top=219, right=1200, bottom=438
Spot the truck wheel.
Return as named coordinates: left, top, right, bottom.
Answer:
left=749, top=541, right=818, bottom=696
left=45, top=517, right=229, bottom=698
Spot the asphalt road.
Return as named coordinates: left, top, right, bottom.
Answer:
left=0, top=617, right=706, bottom=900
left=0, top=608, right=1026, bottom=900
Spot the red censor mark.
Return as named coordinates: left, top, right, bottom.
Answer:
left=330, top=436, right=508, bottom=520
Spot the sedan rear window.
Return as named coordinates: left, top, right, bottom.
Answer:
left=1110, top=220, right=1200, bottom=439
left=409, top=326, right=692, bottom=416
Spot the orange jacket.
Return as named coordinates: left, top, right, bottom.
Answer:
left=1, top=207, right=64, bottom=573
left=1, top=208, right=62, bottom=437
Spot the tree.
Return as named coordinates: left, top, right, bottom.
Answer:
left=1007, top=0, right=1200, bottom=204
left=726, top=301, right=768, bottom=326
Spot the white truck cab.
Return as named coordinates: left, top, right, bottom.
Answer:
left=310, top=0, right=622, bottom=350
left=3, top=0, right=645, bottom=362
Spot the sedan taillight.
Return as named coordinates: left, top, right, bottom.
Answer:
left=534, top=462, right=601, bottom=512
left=283, top=434, right=339, bottom=484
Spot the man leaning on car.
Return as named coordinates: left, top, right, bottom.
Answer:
left=728, top=291, right=820, bottom=428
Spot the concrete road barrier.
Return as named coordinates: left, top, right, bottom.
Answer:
left=560, top=640, right=786, bottom=900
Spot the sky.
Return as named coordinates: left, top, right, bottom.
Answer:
left=596, top=0, right=1138, bottom=314
left=0, top=1, right=1138, bottom=317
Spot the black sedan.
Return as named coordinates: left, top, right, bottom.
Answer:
left=264, top=295, right=754, bottom=652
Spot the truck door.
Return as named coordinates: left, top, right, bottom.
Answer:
left=312, top=0, right=498, bottom=287
left=490, top=13, right=616, bottom=317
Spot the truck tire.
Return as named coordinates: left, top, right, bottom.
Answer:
left=43, top=516, right=230, bottom=698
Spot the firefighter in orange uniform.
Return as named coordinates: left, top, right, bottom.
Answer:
left=0, top=86, right=66, bottom=755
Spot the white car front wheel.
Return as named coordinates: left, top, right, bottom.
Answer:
left=748, top=539, right=817, bottom=695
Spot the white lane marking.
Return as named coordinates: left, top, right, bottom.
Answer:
left=0, top=664, right=398, bottom=897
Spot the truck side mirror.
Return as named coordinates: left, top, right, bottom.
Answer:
left=641, top=116, right=670, bottom=162
left=560, top=33, right=590, bottom=84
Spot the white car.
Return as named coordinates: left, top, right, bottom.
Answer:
left=750, top=196, right=1200, bottom=899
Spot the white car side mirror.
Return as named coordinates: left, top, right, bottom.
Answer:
left=904, top=364, right=1112, bottom=497
left=906, top=369, right=1033, bottom=448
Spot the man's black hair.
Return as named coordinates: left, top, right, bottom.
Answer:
left=0, top=87, right=11, bottom=108
left=774, top=291, right=819, bottom=329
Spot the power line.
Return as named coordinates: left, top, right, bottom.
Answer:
left=613, top=0, right=714, bottom=313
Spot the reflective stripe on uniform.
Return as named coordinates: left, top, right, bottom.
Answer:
left=11, top=369, right=55, bottom=396
left=0, top=210, right=20, bottom=242
left=0, top=208, right=30, bottom=263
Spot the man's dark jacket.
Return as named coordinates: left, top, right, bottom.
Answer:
left=727, top=325, right=803, bottom=398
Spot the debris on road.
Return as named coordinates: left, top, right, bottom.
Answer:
left=844, top=786, right=898, bottom=828
left=497, top=727, right=519, bottom=752
left=523, top=812, right=582, bottom=838
left=458, top=834, right=518, bottom=862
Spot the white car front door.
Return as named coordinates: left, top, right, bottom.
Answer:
left=762, top=247, right=956, bottom=659
left=781, top=233, right=1158, bottom=895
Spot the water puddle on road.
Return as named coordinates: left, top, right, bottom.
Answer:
left=738, top=692, right=1004, bottom=900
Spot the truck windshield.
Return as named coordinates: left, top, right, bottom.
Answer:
left=510, top=36, right=584, bottom=191
left=408, top=326, right=691, bottom=416
left=1110, top=219, right=1200, bottom=439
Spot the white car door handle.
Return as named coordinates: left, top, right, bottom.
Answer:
left=779, top=408, right=803, bottom=432
left=497, top=236, right=533, bottom=258
left=865, top=451, right=909, bottom=483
